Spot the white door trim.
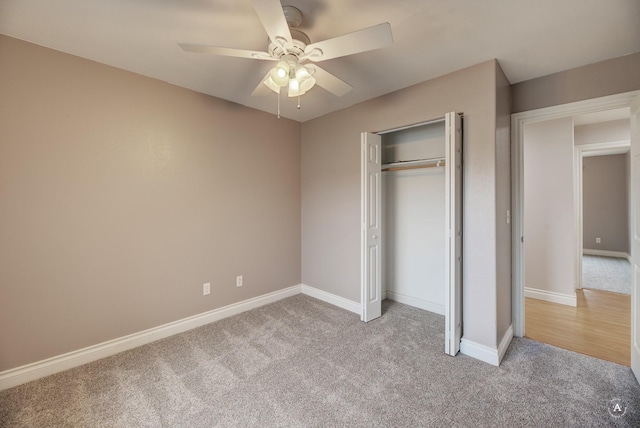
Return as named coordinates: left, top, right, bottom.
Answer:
left=574, top=140, right=630, bottom=289
left=629, top=94, right=640, bottom=381
left=512, top=90, right=639, bottom=337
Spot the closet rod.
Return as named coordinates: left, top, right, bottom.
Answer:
left=383, top=161, right=446, bottom=172
left=383, top=157, right=445, bottom=167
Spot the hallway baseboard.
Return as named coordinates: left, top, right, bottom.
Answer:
left=524, top=287, right=577, bottom=307
left=583, top=249, right=630, bottom=262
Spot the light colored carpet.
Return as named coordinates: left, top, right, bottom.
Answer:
left=1, top=295, right=639, bottom=427
left=583, top=255, right=632, bottom=295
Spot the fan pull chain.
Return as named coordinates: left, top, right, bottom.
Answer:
left=277, top=90, right=281, bottom=119
left=297, top=96, right=301, bottom=110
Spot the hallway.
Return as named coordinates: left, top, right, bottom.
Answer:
left=525, top=288, right=630, bottom=366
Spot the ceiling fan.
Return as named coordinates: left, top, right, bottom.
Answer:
left=179, top=0, right=393, bottom=102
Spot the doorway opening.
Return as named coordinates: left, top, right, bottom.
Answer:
left=576, top=138, right=632, bottom=298
left=512, top=92, right=637, bottom=366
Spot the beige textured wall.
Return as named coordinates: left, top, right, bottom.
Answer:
left=302, top=60, right=503, bottom=349
left=0, top=35, right=301, bottom=371
left=583, top=154, right=630, bottom=253
left=512, top=52, right=640, bottom=113
left=523, top=117, right=576, bottom=296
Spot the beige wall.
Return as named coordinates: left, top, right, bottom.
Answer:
left=512, top=52, right=640, bottom=113
left=574, top=119, right=630, bottom=146
left=302, top=60, right=509, bottom=350
left=523, top=117, right=576, bottom=296
left=0, top=35, right=302, bottom=371
left=583, top=154, right=630, bottom=253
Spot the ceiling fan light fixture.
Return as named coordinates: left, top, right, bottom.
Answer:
left=295, top=65, right=316, bottom=93
left=262, top=75, right=281, bottom=94
left=288, top=78, right=304, bottom=98
left=270, top=60, right=290, bottom=86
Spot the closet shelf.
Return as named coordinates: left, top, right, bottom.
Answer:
left=382, top=157, right=445, bottom=172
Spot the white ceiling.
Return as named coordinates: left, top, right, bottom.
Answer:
left=1, top=0, right=639, bottom=122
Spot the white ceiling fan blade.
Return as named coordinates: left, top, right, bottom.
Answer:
left=178, top=43, right=275, bottom=60
left=304, top=23, right=393, bottom=62
left=250, top=0, right=293, bottom=49
left=306, top=64, right=352, bottom=97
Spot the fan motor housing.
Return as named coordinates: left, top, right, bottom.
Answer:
left=268, top=28, right=310, bottom=59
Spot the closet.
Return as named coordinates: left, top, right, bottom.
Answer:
left=381, top=120, right=447, bottom=315
left=361, top=112, right=462, bottom=355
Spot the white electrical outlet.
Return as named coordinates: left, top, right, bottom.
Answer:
left=596, top=237, right=601, bottom=244
left=203, top=283, right=210, bottom=296
left=236, top=275, right=243, bottom=287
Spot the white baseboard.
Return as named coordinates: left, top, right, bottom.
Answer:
left=633, top=339, right=640, bottom=384
left=460, top=325, right=514, bottom=367
left=300, top=284, right=361, bottom=315
left=524, top=287, right=577, bottom=307
left=497, top=325, right=514, bottom=364
left=583, top=249, right=630, bottom=262
left=0, top=285, right=302, bottom=391
left=385, top=291, right=445, bottom=315
left=460, top=339, right=499, bottom=366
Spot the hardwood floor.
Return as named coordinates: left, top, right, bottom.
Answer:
left=525, top=289, right=631, bottom=366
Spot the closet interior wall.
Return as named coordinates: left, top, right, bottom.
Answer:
left=381, top=120, right=447, bottom=315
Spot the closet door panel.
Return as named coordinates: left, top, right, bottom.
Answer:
left=445, top=112, right=463, bottom=356
left=361, top=132, right=382, bottom=322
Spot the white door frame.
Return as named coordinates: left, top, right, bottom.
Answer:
left=628, top=94, right=640, bottom=381
left=574, top=141, right=631, bottom=289
left=512, top=90, right=639, bottom=337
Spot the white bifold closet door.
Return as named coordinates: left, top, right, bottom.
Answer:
left=361, top=129, right=382, bottom=322
left=360, top=112, right=462, bottom=356
left=444, top=112, right=462, bottom=356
